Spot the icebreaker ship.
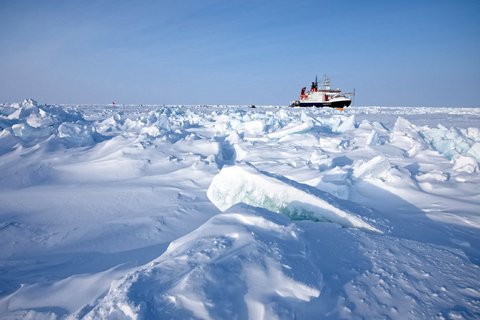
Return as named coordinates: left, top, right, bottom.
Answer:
left=291, top=75, right=354, bottom=109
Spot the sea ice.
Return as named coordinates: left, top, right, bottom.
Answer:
left=0, top=101, right=479, bottom=319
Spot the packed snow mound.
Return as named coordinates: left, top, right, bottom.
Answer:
left=452, top=155, right=478, bottom=174
left=207, top=164, right=381, bottom=233
left=80, top=205, right=321, bottom=320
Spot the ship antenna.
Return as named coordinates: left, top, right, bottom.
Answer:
left=322, top=74, right=330, bottom=89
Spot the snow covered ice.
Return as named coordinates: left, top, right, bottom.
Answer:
left=1, top=100, right=480, bottom=319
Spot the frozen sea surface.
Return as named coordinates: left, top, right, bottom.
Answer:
left=1, top=100, right=479, bottom=319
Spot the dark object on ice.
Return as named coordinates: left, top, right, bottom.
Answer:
left=250, top=105, right=256, bottom=108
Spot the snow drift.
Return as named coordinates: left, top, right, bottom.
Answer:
left=80, top=205, right=322, bottom=320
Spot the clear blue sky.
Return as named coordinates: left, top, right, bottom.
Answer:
left=0, top=0, right=479, bottom=106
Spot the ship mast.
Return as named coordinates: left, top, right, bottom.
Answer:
left=322, top=74, right=331, bottom=90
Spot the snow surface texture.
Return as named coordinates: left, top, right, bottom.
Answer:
left=1, top=99, right=480, bottom=319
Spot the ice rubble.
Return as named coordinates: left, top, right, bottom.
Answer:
left=352, top=155, right=397, bottom=182
left=0, top=100, right=480, bottom=319
left=421, top=124, right=480, bottom=161
left=207, top=164, right=381, bottom=232
left=1, top=99, right=96, bottom=148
